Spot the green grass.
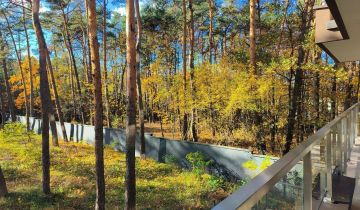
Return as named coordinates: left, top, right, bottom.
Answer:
left=0, top=123, right=236, bottom=209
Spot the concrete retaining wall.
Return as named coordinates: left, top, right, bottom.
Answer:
left=17, top=116, right=278, bottom=180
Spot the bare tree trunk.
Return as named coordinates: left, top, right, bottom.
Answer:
left=135, top=0, right=146, bottom=157
left=0, top=166, right=7, bottom=197
left=46, top=50, right=68, bottom=142
left=331, top=64, right=337, bottom=119
left=344, top=62, right=354, bottom=110
left=103, top=0, right=111, bottom=128
left=22, top=0, right=34, bottom=118
left=85, top=0, right=93, bottom=83
left=189, top=0, right=198, bottom=142
left=181, top=0, right=188, bottom=140
left=0, top=85, right=6, bottom=124
left=313, top=52, right=321, bottom=131
left=125, top=0, right=137, bottom=207
left=87, top=0, right=105, bottom=209
left=207, top=0, right=214, bottom=64
left=62, top=32, right=78, bottom=121
left=62, top=9, right=85, bottom=124
left=0, top=49, right=16, bottom=122
left=3, top=13, right=29, bottom=130
left=80, top=20, right=91, bottom=83
left=31, top=0, right=52, bottom=194
left=276, top=0, right=290, bottom=53
left=249, top=0, right=256, bottom=70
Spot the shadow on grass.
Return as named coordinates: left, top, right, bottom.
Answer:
left=0, top=188, right=96, bottom=210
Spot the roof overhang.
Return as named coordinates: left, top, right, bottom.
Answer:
left=315, top=0, right=360, bottom=62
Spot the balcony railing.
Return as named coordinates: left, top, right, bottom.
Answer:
left=213, top=103, right=359, bottom=210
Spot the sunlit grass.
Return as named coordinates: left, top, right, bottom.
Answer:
left=0, top=123, right=236, bottom=209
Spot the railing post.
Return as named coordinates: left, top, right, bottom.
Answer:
left=343, top=117, right=347, bottom=172
left=352, top=109, right=355, bottom=146
left=353, top=108, right=357, bottom=143
left=304, top=151, right=312, bottom=210
left=332, top=129, right=336, bottom=166
left=349, top=111, right=352, bottom=149
left=356, top=105, right=359, bottom=138
left=325, top=132, right=332, bottom=202
left=337, top=120, right=343, bottom=173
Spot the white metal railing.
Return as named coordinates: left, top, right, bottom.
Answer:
left=213, top=103, right=359, bottom=210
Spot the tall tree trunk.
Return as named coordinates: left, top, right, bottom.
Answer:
left=87, top=0, right=105, bottom=209
left=0, top=166, right=7, bottom=197
left=62, top=32, right=78, bottom=121
left=3, top=13, right=29, bottom=130
left=85, top=0, right=93, bottom=83
left=249, top=0, right=256, bottom=70
left=181, top=0, right=188, bottom=140
left=207, top=0, right=214, bottom=64
left=31, top=0, right=53, bottom=194
left=313, top=52, right=321, bottom=131
left=284, top=0, right=315, bottom=154
left=344, top=62, right=354, bottom=110
left=331, top=64, right=337, bottom=119
left=62, top=9, right=85, bottom=124
left=0, top=85, right=6, bottom=124
left=22, top=0, right=34, bottom=118
left=135, top=0, right=146, bottom=157
left=276, top=0, right=290, bottom=53
left=80, top=17, right=91, bottom=83
left=189, top=0, right=198, bottom=142
left=103, top=0, right=111, bottom=128
left=46, top=50, right=68, bottom=142
left=249, top=0, right=265, bottom=153
left=0, top=40, right=16, bottom=123
left=125, top=0, right=137, bottom=207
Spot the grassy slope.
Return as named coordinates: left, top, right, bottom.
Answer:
left=0, top=123, right=235, bottom=210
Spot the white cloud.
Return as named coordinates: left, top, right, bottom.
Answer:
left=112, top=0, right=145, bottom=17
left=114, top=6, right=126, bottom=16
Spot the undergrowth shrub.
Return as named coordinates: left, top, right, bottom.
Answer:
left=186, top=152, right=213, bottom=175
left=164, top=154, right=178, bottom=165
left=2, top=122, right=33, bottom=138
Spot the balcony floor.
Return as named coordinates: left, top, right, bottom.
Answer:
left=317, top=137, right=360, bottom=210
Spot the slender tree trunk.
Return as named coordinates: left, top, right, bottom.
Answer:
left=0, top=48, right=16, bottom=122
left=182, top=0, right=188, bottom=140
left=3, top=13, right=29, bottom=130
left=80, top=20, right=91, bottom=83
left=46, top=50, right=68, bottom=142
left=22, top=0, right=34, bottom=118
left=125, top=0, right=137, bottom=207
left=62, top=9, right=85, bottom=124
left=85, top=0, right=93, bottom=83
left=31, top=0, right=52, bottom=194
left=87, top=0, right=105, bottom=209
left=249, top=0, right=256, bottom=70
left=0, top=85, right=6, bottom=124
left=135, top=0, right=146, bottom=157
left=207, top=0, right=214, bottom=64
left=331, top=64, right=337, bottom=119
left=276, top=0, right=290, bottom=53
left=344, top=62, right=354, bottom=110
left=0, top=166, right=7, bottom=197
left=103, top=0, right=111, bottom=128
left=62, top=32, right=77, bottom=121
left=313, top=52, right=321, bottom=131
left=189, top=0, right=198, bottom=142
